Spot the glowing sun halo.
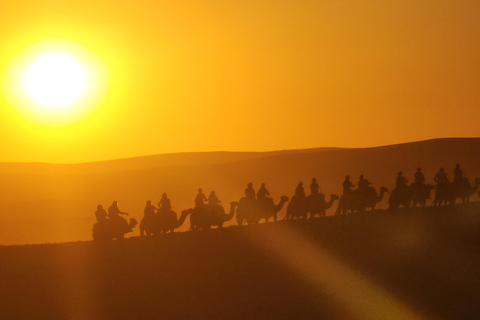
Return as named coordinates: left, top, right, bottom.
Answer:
left=3, top=39, right=109, bottom=126
left=23, top=53, right=87, bottom=110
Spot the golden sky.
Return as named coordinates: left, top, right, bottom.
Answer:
left=1, top=0, right=479, bottom=163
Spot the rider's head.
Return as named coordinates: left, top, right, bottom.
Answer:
left=359, top=174, right=364, bottom=179
left=113, top=201, right=118, bottom=206
left=345, top=175, right=350, bottom=180
left=146, top=200, right=151, bottom=205
left=440, top=167, right=444, bottom=172
left=456, top=163, right=460, bottom=168
left=247, top=182, right=252, bottom=188
left=97, top=204, right=103, bottom=209
left=417, top=167, right=421, bottom=171
left=261, top=183, right=266, bottom=187
left=211, top=190, right=216, bottom=195
left=198, top=188, right=202, bottom=193
left=398, top=171, right=402, bottom=176
left=312, top=178, right=316, bottom=182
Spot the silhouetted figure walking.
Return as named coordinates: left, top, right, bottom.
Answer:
left=257, top=183, right=270, bottom=200
left=414, top=167, right=425, bottom=184
left=310, top=178, right=319, bottom=195
left=208, top=191, right=220, bottom=206
left=195, top=188, right=207, bottom=208
left=95, top=204, right=107, bottom=223
left=342, top=175, right=354, bottom=195
left=158, top=193, right=171, bottom=211
left=396, top=171, right=408, bottom=189
left=245, top=182, right=256, bottom=199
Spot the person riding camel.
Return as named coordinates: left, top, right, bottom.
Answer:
left=342, top=175, right=354, bottom=195
left=257, top=183, right=270, bottom=200
left=144, top=200, right=157, bottom=218
left=295, top=182, right=306, bottom=198
left=357, top=175, right=371, bottom=200
left=434, top=167, right=448, bottom=185
left=195, top=188, right=207, bottom=208
left=245, top=182, right=256, bottom=200
left=310, top=178, right=319, bottom=195
left=95, top=204, right=108, bottom=223
left=158, top=193, right=171, bottom=212
left=208, top=190, right=220, bottom=207
left=454, top=163, right=464, bottom=183
left=108, top=201, right=128, bottom=220
left=396, top=171, right=408, bottom=189
left=414, top=167, right=425, bottom=185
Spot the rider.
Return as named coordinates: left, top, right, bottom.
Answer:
left=396, top=171, right=408, bottom=189
left=257, top=183, right=270, bottom=200
left=108, top=201, right=128, bottom=220
left=95, top=204, right=108, bottom=223
left=310, top=178, right=319, bottom=195
left=144, top=200, right=157, bottom=218
left=245, top=182, right=256, bottom=199
left=414, top=167, right=425, bottom=184
left=208, top=190, right=221, bottom=207
left=195, top=188, right=207, bottom=208
left=342, top=175, right=354, bottom=195
left=454, top=163, right=464, bottom=183
left=295, top=182, right=306, bottom=198
left=158, top=193, right=172, bottom=211
left=434, top=167, right=448, bottom=185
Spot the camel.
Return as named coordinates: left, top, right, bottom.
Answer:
left=335, top=186, right=388, bottom=215
left=284, top=195, right=308, bottom=220
left=140, top=209, right=191, bottom=236
left=388, top=184, right=435, bottom=211
left=307, top=193, right=339, bottom=218
left=236, top=196, right=289, bottom=225
left=190, top=202, right=238, bottom=231
left=433, top=178, right=480, bottom=206
left=92, top=217, right=137, bottom=243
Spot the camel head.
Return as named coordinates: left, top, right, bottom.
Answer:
left=129, top=218, right=138, bottom=229
left=280, top=195, right=289, bottom=202
left=182, top=208, right=194, bottom=215
left=330, top=194, right=339, bottom=201
left=427, top=184, right=435, bottom=190
left=380, top=186, right=389, bottom=193
left=230, top=201, right=239, bottom=208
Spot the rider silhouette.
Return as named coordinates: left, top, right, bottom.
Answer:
left=208, top=191, right=220, bottom=206
left=158, top=193, right=171, bottom=211
left=257, top=183, right=270, bottom=200
left=295, top=182, right=305, bottom=197
left=108, top=201, right=128, bottom=219
left=310, top=178, right=319, bottom=195
left=454, top=163, right=464, bottom=183
left=195, top=188, right=207, bottom=208
left=95, top=204, right=107, bottom=223
left=434, top=167, right=448, bottom=185
left=144, top=200, right=157, bottom=218
left=343, top=175, right=354, bottom=195
left=414, top=168, right=425, bottom=184
left=245, top=183, right=256, bottom=199
left=396, top=171, right=408, bottom=189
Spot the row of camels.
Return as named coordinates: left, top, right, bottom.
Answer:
left=93, top=176, right=480, bottom=242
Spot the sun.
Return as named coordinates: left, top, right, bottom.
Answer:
left=23, top=53, right=87, bottom=110
left=3, top=39, right=109, bottom=126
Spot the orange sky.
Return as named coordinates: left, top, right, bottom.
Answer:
left=1, top=0, right=479, bottom=163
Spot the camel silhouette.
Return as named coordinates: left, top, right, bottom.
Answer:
left=236, top=195, right=289, bottom=225
left=434, top=177, right=480, bottom=206
left=190, top=201, right=238, bottom=231
left=284, top=194, right=308, bottom=220
left=307, top=193, right=339, bottom=218
left=335, top=186, right=388, bottom=215
left=92, top=217, right=137, bottom=243
left=388, top=183, right=435, bottom=211
left=140, top=209, right=191, bottom=236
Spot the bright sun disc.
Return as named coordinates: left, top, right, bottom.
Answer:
left=24, top=53, right=87, bottom=110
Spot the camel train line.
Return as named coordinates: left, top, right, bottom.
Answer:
left=92, top=165, right=480, bottom=242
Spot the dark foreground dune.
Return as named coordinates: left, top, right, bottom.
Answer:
left=1, top=203, right=480, bottom=320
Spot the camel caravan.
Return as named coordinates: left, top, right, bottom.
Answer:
left=92, top=164, right=480, bottom=242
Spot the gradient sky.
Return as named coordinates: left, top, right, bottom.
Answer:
left=1, top=0, right=479, bottom=163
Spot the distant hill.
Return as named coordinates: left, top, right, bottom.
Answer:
left=0, top=138, right=479, bottom=245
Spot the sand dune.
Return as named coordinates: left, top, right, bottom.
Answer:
left=0, top=138, right=479, bottom=245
